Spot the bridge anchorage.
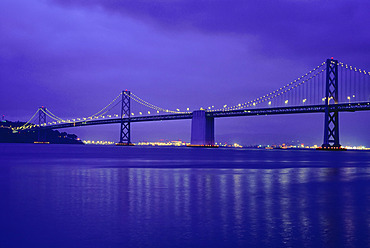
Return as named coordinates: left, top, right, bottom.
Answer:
left=189, top=110, right=215, bottom=147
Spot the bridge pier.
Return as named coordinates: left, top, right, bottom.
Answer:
left=191, top=110, right=215, bottom=146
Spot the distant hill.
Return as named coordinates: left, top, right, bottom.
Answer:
left=0, top=120, right=83, bottom=144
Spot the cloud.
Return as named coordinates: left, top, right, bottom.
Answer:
left=0, top=0, right=268, bottom=118
left=51, top=0, right=370, bottom=65
left=1, top=0, right=369, bottom=144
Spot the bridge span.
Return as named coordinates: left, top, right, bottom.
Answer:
left=35, top=101, right=370, bottom=147
left=41, top=102, right=370, bottom=129
left=17, top=58, right=370, bottom=149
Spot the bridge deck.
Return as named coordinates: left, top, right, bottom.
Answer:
left=39, top=102, right=370, bottom=130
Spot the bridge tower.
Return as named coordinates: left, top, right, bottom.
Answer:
left=38, top=106, right=47, bottom=142
left=191, top=110, right=215, bottom=146
left=119, top=90, right=131, bottom=144
left=322, top=58, right=341, bottom=148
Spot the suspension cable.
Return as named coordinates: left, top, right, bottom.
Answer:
left=129, top=93, right=186, bottom=113
left=89, top=92, right=123, bottom=118
left=17, top=109, right=40, bottom=130
left=212, top=62, right=326, bottom=112
left=45, top=108, right=66, bottom=122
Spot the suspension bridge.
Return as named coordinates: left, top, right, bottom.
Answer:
left=14, top=58, right=370, bottom=149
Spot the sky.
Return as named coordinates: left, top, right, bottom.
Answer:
left=1, top=0, right=370, bottom=146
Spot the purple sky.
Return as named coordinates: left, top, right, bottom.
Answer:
left=1, top=0, right=370, bottom=146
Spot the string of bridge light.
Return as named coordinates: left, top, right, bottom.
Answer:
left=243, top=62, right=327, bottom=109
left=86, top=91, right=189, bottom=118
left=17, top=108, right=66, bottom=128
left=12, top=108, right=61, bottom=130
left=44, top=109, right=65, bottom=122
left=25, top=91, right=190, bottom=128
left=129, top=95, right=168, bottom=114
left=242, top=68, right=326, bottom=108
left=33, top=93, right=125, bottom=126
left=41, top=108, right=71, bottom=125
left=89, top=92, right=123, bottom=118
left=247, top=68, right=326, bottom=107
left=212, top=62, right=326, bottom=111
left=211, top=62, right=327, bottom=112
left=12, top=109, right=40, bottom=130
left=338, top=61, right=370, bottom=76
left=42, top=108, right=118, bottom=125
left=95, top=100, right=122, bottom=118
left=76, top=91, right=188, bottom=119
left=128, top=92, right=189, bottom=114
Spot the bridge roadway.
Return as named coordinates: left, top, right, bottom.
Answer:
left=40, top=102, right=370, bottom=130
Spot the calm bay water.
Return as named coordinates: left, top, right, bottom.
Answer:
left=0, top=144, right=369, bottom=248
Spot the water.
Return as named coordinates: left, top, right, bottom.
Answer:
left=0, top=144, right=369, bottom=248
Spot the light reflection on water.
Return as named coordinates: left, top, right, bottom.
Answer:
left=0, top=144, right=369, bottom=248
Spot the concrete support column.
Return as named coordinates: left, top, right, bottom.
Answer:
left=191, top=110, right=215, bottom=145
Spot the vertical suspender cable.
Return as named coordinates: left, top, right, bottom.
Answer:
left=350, top=68, right=352, bottom=99
left=354, top=69, right=357, bottom=101
left=338, top=65, right=344, bottom=101
left=344, top=66, right=347, bottom=103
